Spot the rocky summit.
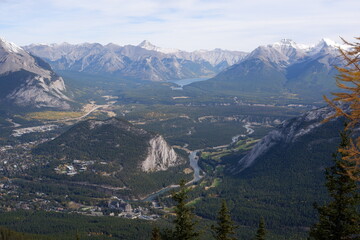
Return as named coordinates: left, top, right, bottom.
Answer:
left=0, top=37, right=71, bottom=109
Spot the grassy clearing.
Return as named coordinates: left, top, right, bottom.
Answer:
left=25, top=111, right=83, bottom=120
left=201, top=138, right=260, bottom=162
left=186, top=197, right=202, bottom=206
left=210, top=178, right=221, bottom=188
left=234, top=138, right=260, bottom=151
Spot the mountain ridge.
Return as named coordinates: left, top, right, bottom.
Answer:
left=188, top=38, right=344, bottom=100
left=0, top=37, right=71, bottom=109
left=23, top=40, right=247, bottom=82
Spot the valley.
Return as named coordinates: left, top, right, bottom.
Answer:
left=0, top=36, right=356, bottom=240
left=0, top=90, right=311, bottom=239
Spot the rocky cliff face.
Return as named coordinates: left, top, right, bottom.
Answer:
left=0, top=37, right=71, bottom=109
left=232, top=106, right=338, bottom=173
left=141, top=135, right=181, bottom=172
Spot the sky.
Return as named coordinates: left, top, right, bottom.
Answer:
left=0, top=0, right=359, bottom=52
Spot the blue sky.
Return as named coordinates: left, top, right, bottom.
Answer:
left=0, top=0, right=359, bottom=51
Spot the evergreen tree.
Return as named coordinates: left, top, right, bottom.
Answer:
left=151, top=226, right=161, bottom=240
left=211, top=200, right=237, bottom=240
left=309, top=130, right=360, bottom=239
left=254, top=217, right=266, bottom=240
left=172, top=180, right=199, bottom=240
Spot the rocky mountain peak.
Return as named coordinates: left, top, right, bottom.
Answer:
left=0, top=37, right=24, bottom=54
left=318, top=38, right=339, bottom=48
left=138, top=40, right=156, bottom=49
left=0, top=37, right=71, bottom=109
left=138, top=40, right=180, bottom=54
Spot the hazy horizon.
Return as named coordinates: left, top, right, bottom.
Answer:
left=0, top=0, right=359, bottom=51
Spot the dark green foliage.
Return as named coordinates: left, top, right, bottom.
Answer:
left=254, top=217, right=266, bottom=240
left=33, top=118, right=151, bottom=167
left=309, top=130, right=360, bottom=240
left=211, top=200, right=237, bottom=240
left=192, top=116, right=347, bottom=239
left=172, top=180, right=199, bottom=240
left=151, top=226, right=161, bottom=240
left=30, top=118, right=190, bottom=197
left=0, top=210, right=156, bottom=240
left=0, top=226, right=47, bottom=240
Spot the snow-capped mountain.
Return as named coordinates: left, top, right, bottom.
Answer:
left=24, top=41, right=247, bottom=81
left=137, top=40, right=180, bottom=54
left=0, top=37, right=71, bottom=109
left=245, top=38, right=343, bottom=68
left=189, top=38, right=344, bottom=99
left=245, top=39, right=309, bottom=67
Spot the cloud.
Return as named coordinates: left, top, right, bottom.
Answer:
left=0, top=0, right=359, bottom=51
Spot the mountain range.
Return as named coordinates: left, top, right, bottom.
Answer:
left=0, top=38, right=71, bottom=109
left=188, top=38, right=344, bottom=100
left=0, top=37, right=346, bottom=110
left=24, top=40, right=247, bottom=82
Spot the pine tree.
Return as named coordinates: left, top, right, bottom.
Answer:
left=254, top=217, right=266, bottom=240
left=172, top=180, right=199, bottom=240
left=309, top=130, right=360, bottom=239
left=151, top=226, right=161, bottom=240
left=211, top=200, right=237, bottom=240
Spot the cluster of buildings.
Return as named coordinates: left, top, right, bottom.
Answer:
left=54, top=160, right=97, bottom=176
left=106, top=197, right=159, bottom=220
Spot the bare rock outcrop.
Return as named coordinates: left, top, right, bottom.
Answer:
left=141, top=135, right=182, bottom=172
left=0, top=37, right=71, bottom=109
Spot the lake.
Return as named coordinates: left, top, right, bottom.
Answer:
left=169, top=77, right=210, bottom=90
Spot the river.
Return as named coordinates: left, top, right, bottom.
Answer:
left=142, top=123, right=254, bottom=201
left=142, top=150, right=202, bottom=201
left=189, top=151, right=201, bottom=183
left=231, top=122, right=254, bottom=144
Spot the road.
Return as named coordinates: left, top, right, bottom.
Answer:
left=56, top=105, right=106, bottom=123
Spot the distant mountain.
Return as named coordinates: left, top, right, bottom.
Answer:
left=32, top=118, right=188, bottom=197
left=188, top=38, right=343, bottom=100
left=24, top=41, right=247, bottom=82
left=0, top=37, right=71, bottom=109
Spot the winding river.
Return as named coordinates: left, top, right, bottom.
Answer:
left=189, top=151, right=201, bottom=183
left=142, top=150, right=202, bottom=201
left=142, top=123, right=254, bottom=201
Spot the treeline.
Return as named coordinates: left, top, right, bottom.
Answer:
left=152, top=180, right=267, bottom=240
left=0, top=211, right=157, bottom=240
left=0, top=226, right=45, bottom=240
left=153, top=128, right=360, bottom=240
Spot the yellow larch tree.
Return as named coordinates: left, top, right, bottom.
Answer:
left=324, top=37, right=360, bottom=181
